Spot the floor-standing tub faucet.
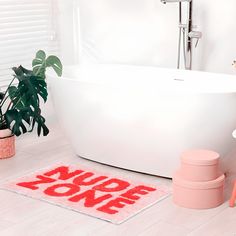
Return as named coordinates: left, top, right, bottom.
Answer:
left=161, top=0, right=202, bottom=70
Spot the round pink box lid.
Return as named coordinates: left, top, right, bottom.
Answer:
left=173, top=171, right=225, bottom=190
left=181, top=149, right=220, bottom=166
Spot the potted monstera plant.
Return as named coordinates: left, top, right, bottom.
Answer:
left=0, top=50, right=62, bottom=159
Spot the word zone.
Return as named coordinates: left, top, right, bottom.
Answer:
left=3, top=164, right=169, bottom=223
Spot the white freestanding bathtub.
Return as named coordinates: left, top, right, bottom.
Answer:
left=48, top=64, right=236, bottom=178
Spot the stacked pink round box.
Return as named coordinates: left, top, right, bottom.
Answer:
left=173, top=149, right=225, bottom=209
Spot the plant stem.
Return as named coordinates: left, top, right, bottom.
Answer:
left=11, top=98, right=22, bottom=110
left=0, top=94, right=10, bottom=107
left=34, top=61, right=45, bottom=76
left=5, top=101, right=12, bottom=113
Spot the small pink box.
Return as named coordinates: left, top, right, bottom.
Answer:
left=180, top=149, right=220, bottom=181
left=173, top=171, right=225, bottom=209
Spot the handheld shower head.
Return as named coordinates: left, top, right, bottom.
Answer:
left=161, top=0, right=191, bottom=4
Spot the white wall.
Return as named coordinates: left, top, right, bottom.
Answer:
left=58, top=0, right=236, bottom=75
left=56, top=0, right=79, bottom=65
left=76, top=0, right=178, bottom=68
left=193, top=0, right=236, bottom=74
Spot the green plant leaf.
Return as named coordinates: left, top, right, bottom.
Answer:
left=46, top=56, right=63, bottom=76
left=2, top=50, right=61, bottom=137
left=8, top=86, right=25, bottom=109
left=32, top=50, right=62, bottom=79
left=0, top=92, right=4, bottom=102
left=8, top=86, right=17, bottom=98
left=30, top=76, right=48, bottom=102
left=32, top=50, right=46, bottom=79
left=5, top=106, right=49, bottom=137
left=28, top=107, right=49, bottom=136
left=34, top=113, right=49, bottom=136
left=5, top=109, right=29, bottom=136
left=12, top=65, right=33, bottom=81
left=11, top=66, right=48, bottom=108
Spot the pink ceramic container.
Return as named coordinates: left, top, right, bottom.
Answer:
left=180, top=149, right=220, bottom=181
left=173, top=171, right=225, bottom=209
left=0, top=129, right=12, bottom=138
left=0, top=135, right=15, bottom=159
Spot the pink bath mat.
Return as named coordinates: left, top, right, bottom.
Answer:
left=0, top=163, right=170, bottom=224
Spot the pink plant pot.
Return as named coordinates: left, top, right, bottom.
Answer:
left=173, top=171, right=225, bottom=209
left=0, top=135, right=15, bottom=159
left=0, top=129, right=12, bottom=138
left=180, top=149, right=220, bottom=181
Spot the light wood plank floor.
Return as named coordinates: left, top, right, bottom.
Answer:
left=0, top=122, right=235, bottom=236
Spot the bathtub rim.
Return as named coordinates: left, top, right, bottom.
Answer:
left=47, top=63, right=236, bottom=94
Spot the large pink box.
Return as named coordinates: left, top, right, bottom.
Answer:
left=173, top=171, right=225, bottom=209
